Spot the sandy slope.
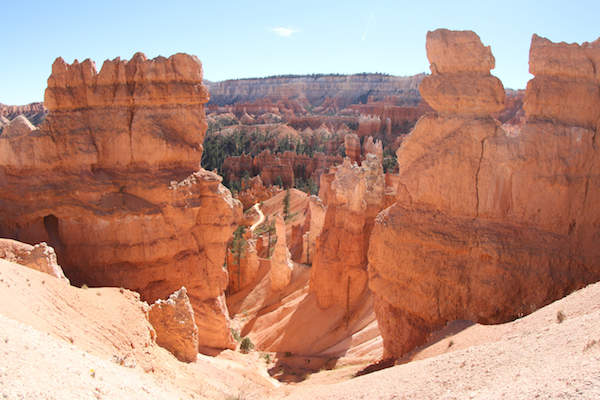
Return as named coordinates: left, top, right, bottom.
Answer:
left=2, top=250, right=599, bottom=399
left=0, top=258, right=278, bottom=399
left=275, top=281, right=600, bottom=399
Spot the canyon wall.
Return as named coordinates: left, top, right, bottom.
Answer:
left=0, top=53, right=242, bottom=351
left=206, top=73, right=425, bottom=107
left=368, top=29, right=600, bottom=358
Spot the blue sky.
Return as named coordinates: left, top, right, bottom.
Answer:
left=1, top=0, right=599, bottom=104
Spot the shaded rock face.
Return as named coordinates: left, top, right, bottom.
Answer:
left=148, top=287, right=199, bottom=363
left=310, top=155, right=384, bottom=309
left=0, top=53, right=241, bottom=351
left=227, top=235, right=260, bottom=293
left=0, top=239, right=69, bottom=282
left=368, top=30, right=600, bottom=358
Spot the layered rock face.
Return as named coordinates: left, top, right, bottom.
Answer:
left=368, top=30, right=600, bottom=358
left=207, top=74, right=424, bottom=107
left=148, top=287, right=199, bottom=362
left=0, top=53, right=241, bottom=351
left=310, top=155, right=384, bottom=309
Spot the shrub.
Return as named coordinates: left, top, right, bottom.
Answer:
left=231, top=328, right=241, bottom=342
left=240, top=337, right=254, bottom=353
left=556, top=310, right=566, bottom=323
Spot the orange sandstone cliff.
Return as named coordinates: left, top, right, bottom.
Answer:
left=0, top=53, right=242, bottom=351
left=368, top=29, right=600, bottom=358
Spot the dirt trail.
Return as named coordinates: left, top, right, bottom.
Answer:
left=250, top=203, right=265, bottom=232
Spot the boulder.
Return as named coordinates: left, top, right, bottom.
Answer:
left=148, top=287, right=198, bottom=363
left=426, top=29, right=496, bottom=74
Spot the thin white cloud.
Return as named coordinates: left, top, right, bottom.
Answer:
left=271, top=27, right=299, bottom=37
left=361, top=13, right=375, bottom=41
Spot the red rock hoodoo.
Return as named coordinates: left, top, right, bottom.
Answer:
left=0, top=53, right=242, bottom=351
left=368, top=30, right=600, bottom=358
left=310, top=154, right=385, bottom=309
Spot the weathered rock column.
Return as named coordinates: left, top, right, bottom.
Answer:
left=368, top=29, right=600, bottom=358
left=0, top=53, right=242, bottom=351
left=310, top=154, right=384, bottom=309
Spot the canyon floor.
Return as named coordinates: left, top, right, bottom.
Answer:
left=1, top=255, right=599, bottom=399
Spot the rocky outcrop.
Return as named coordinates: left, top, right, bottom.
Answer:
left=420, top=29, right=505, bottom=116
left=0, top=53, right=241, bottom=351
left=363, top=136, right=383, bottom=162
left=524, top=34, right=600, bottom=129
left=235, top=176, right=282, bottom=210
left=344, top=133, right=361, bottom=164
left=0, top=102, right=47, bottom=126
left=310, top=155, right=384, bottom=309
left=270, top=215, right=292, bottom=291
left=206, top=74, right=425, bottom=107
left=2, top=115, right=36, bottom=137
left=148, top=287, right=199, bottom=362
left=301, top=196, right=326, bottom=265
left=368, top=30, right=600, bottom=358
left=223, top=149, right=342, bottom=190
left=0, top=239, right=69, bottom=282
left=227, top=233, right=260, bottom=293
left=256, top=150, right=295, bottom=188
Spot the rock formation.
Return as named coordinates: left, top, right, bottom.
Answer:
left=0, top=53, right=242, bottom=351
left=419, top=29, right=505, bottom=116
left=310, top=154, right=384, bottom=309
left=148, top=287, right=199, bottom=362
left=227, top=233, right=260, bottom=293
left=0, top=102, right=47, bottom=126
left=2, top=115, right=36, bottom=137
left=368, top=30, right=600, bottom=358
left=0, top=239, right=69, bottom=282
left=223, top=149, right=342, bottom=190
left=344, top=133, right=361, bottom=164
left=363, top=136, right=383, bottom=162
left=301, top=196, right=326, bottom=265
left=524, top=34, right=600, bottom=129
left=269, top=215, right=292, bottom=291
left=235, top=176, right=282, bottom=210
left=206, top=74, right=425, bottom=107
